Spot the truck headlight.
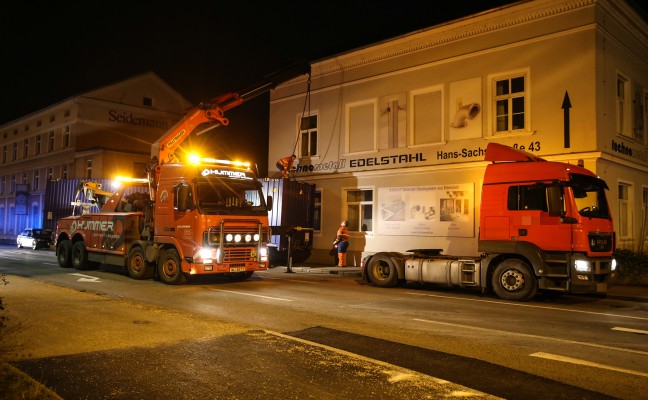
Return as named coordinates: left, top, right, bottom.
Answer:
left=259, top=247, right=268, bottom=262
left=611, top=259, right=617, bottom=271
left=199, top=248, right=214, bottom=264
left=574, top=259, right=591, bottom=272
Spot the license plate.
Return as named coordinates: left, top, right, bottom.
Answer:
left=229, top=267, right=246, bottom=273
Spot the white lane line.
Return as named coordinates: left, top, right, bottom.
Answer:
left=413, top=318, right=648, bottom=356
left=70, top=273, right=101, bottom=282
left=406, top=292, right=648, bottom=321
left=209, top=288, right=293, bottom=301
left=530, top=352, right=648, bottom=378
left=612, top=327, right=648, bottom=335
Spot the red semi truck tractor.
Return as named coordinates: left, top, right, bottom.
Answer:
left=362, top=143, right=617, bottom=301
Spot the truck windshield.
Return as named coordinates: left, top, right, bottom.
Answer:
left=569, top=173, right=610, bottom=219
left=195, top=179, right=267, bottom=216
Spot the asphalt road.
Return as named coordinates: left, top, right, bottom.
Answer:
left=1, top=245, right=646, bottom=399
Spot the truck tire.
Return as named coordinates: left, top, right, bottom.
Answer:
left=491, top=259, right=537, bottom=301
left=157, top=248, right=186, bottom=285
left=57, top=240, right=73, bottom=268
left=127, top=246, right=154, bottom=280
left=366, top=253, right=400, bottom=288
left=72, top=241, right=91, bottom=270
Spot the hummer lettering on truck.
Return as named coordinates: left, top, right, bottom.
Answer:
left=70, top=220, right=114, bottom=233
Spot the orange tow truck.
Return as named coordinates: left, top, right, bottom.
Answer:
left=55, top=62, right=311, bottom=284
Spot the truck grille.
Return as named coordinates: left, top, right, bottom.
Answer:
left=224, top=248, right=256, bottom=262
left=588, top=232, right=613, bottom=252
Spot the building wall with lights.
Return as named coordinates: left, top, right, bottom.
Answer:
left=0, top=72, right=189, bottom=239
left=268, top=0, right=648, bottom=265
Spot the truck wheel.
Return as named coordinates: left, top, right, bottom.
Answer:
left=57, top=240, right=73, bottom=268
left=491, top=259, right=537, bottom=301
left=127, top=246, right=154, bottom=280
left=72, top=241, right=91, bottom=270
left=366, top=253, right=400, bottom=288
left=157, top=249, right=186, bottom=285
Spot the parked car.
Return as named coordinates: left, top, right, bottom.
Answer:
left=16, top=228, right=54, bottom=250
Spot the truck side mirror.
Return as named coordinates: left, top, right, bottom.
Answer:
left=174, top=183, right=194, bottom=212
left=266, top=195, right=273, bottom=212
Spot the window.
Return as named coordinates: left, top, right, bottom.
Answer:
left=640, top=187, right=648, bottom=253
left=33, top=170, right=39, bottom=191
left=313, top=190, right=321, bottom=231
left=35, top=135, right=41, bottom=155
left=299, top=115, right=318, bottom=157
left=23, top=138, right=29, bottom=158
left=22, top=173, right=27, bottom=184
left=494, top=74, right=526, bottom=133
left=48, top=131, right=55, bottom=151
left=64, top=109, right=70, bottom=117
left=347, top=102, right=375, bottom=153
left=2, top=145, right=5, bottom=164
left=64, top=126, right=70, bottom=147
left=411, top=86, right=443, bottom=145
left=633, top=87, right=646, bottom=143
left=618, top=183, right=633, bottom=240
left=62, top=165, right=68, bottom=179
left=47, top=167, right=53, bottom=181
left=12, top=143, right=17, bottom=161
left=49, top=115, right=55, bottom=123
left=0, top=176, right=4, bottom=194
left=617, top=74, right=631, bottom=136
left=85, top=159, right=92, bottom=179
left=10, top=176, right=15, bottom=193
left=143, top=97, right=153, bottom=107
left=345, top=188, right=373, bottom=232
left=378, top=94, right=406, bottom=149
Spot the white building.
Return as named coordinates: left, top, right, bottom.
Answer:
left=268, top=0, right=648, bottom=265
left=0, top=73, right=189, bottom=240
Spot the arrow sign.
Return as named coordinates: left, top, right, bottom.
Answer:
left=562, top=91, right=572, bottom=148
left=70, top=273, right=101, bottom=283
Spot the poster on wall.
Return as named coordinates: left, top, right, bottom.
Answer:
left=377, top=183, right=474, bottom=237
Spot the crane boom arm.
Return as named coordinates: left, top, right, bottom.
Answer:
left=148, top=61, right=311, bottom=178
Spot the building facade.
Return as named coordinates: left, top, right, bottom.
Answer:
left=268, top=0, right=648, bottom=265
left=0, top=73, right=189, bottom=240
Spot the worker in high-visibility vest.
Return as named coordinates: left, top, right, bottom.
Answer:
left=276, top=154, right=296, bottom=178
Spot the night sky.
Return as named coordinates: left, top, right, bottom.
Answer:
left=2, top=1, right=645, bottom=175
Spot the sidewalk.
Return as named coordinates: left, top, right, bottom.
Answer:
left=274, top=263, right=648, bottom=303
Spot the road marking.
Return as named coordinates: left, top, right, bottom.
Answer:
left=70, top=273, right=102, bottom=283
left=406, top=292, right=648, bottom=321
left=44, top=262, right=59, bottom=266
left=266, top=330, right=497, bottom=398
left=530, top=352, right=648, bottom=378
left=209, top=288, right=293, bottom=301
left=413, top=318, right=648, bottom=356
left=612, top=327, right=648, bottom=335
